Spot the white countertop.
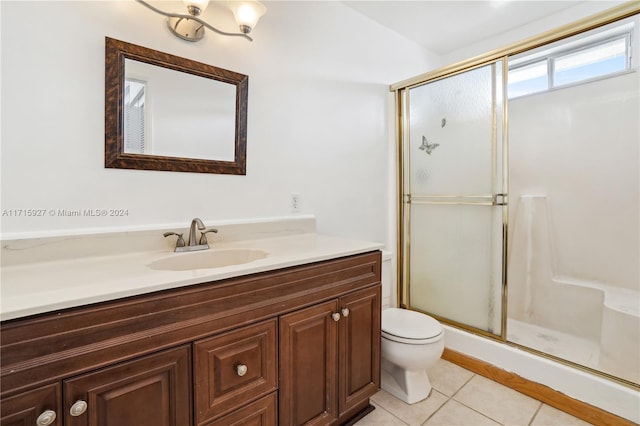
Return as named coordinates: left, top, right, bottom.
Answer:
left=1, top=233, right=382, bottom=321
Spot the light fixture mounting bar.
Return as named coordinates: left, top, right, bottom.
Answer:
left=135, top=0, right=253, bottom=42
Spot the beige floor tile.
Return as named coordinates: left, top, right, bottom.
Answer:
left=530, top=404, right=593, bottom=426
left=353, top=402, right=408, bottom=425
left=424, top=399, right=500, bottom=426
left=427, top=358, right=475, bottom=397
left=453, top=375, right=541, bottom=425
left=371, top=389, right=449, bottom=426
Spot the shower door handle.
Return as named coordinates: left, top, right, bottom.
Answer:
left=493, top=193, right=507, bottom=206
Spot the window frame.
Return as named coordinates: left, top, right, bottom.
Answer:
left=508, top=23, right=634, bottom=99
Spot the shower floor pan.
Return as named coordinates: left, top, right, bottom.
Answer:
left=507, top=318, right=600, bottom=368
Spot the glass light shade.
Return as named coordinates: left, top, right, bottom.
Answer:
left=228, top=1, right=266, bottom=34
left=183, top=0, right=210, bottom=14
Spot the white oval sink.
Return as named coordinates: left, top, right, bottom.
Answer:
left=148, top=248, right=268, bottom=271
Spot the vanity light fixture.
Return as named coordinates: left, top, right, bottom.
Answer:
left=135, top=0, right=266, bottom=42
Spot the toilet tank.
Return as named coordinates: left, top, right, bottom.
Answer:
left=381, top=250, right=395, bottom=309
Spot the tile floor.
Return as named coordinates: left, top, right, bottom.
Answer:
left=355, top=359, right=592, bottom=426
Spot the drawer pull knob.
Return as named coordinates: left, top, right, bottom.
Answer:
left=69, top=400, right=88, bottom=416
left=236, top=364, right=248, bottom=377
left=341, top=308, right=350, bottom=317
left=36, top=410, right=57, bottom=426
left=331, top=312, right=341, bottom=322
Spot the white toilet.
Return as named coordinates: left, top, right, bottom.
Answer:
left=379, top=252, right=444, bottom=404
left=381, top=308, right=444, bottom=404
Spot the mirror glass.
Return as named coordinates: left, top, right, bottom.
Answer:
left=123, top=59, right=236, bottom=161
left=105, top=37, right=248, bottom=174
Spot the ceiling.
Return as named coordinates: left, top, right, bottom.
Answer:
left=342, top=1, right=586, bottom=54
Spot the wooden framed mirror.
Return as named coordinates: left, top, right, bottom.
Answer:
left=105, top=37, right=247, bottom=174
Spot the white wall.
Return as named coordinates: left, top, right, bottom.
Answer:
left=443, top=1, right=626, bottom=66
left=0, top=0, right=438, bottom=242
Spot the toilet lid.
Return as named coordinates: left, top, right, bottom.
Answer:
left=382, top=308, right=443, bottom=342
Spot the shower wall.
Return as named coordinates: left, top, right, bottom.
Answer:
left=507, top=71, right=640, bottom=383
left=509, top=72, right=639, bottom=290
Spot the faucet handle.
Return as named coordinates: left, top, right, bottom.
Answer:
left=199, top=228, right=218, bottom=245
left=163, top=232, right=186, bottom=248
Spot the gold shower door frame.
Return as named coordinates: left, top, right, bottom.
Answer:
left=392, top=1, right=640, bottom=384
left=397, top=60, right=509, bottom=340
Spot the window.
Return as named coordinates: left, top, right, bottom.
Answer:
left=124, top=78, right=147, bottom=154
left=508, top=21, right=634, bottom=99
left=508, top=60, right=548, bottom=98
left=553, top=37, right=628, bottom=86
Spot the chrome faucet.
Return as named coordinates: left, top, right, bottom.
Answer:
left=164, top=218, right=218, bottom=252
left=188, top=218, right=206, bottom=246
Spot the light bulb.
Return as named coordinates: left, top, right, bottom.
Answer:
left=183, top=0, right=210, bottom=16
left=228, top=1, right=266, bottom=34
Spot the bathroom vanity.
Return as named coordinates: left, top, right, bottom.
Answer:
left=0, top=221, right=382, bottom=426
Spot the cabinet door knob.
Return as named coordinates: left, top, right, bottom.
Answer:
left=36, top=409, right=57, bottom=426
left=236, top=364, right=248, bottom=377
left=331, top=312, right=341, bottom=322
left=69, top=400, right=88, bottom=416
left=341, top=308, right=350, bottom=317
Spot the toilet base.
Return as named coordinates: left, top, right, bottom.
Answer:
left=380, top=359, right=432, bottom=404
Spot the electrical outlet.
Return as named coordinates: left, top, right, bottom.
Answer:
left=290, top=193, right=300, bottom=213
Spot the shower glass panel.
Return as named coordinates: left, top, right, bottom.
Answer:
left=506, top=19, right=639, bottom=385
left=408, top=67, right=495, bottom=195
left=405, top=62, right=505, bottom=336
left=409, top=204, right=503, bottom=333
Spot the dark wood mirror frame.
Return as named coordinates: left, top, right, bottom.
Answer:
left=105, top=37, right=248, bottom=174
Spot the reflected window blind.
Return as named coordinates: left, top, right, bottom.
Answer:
left=124, top=79, right=146, bottom=153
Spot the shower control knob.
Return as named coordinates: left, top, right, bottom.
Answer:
left=36, top=410, right=57, bottom=426
left=69, top=400, right=88, bottom=416
left=341, top=308, right=350, bottom=317
left=331, top=312, right=341, bottom=322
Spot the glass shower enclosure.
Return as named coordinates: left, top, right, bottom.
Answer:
left=394, top=5, right=639, bottom=387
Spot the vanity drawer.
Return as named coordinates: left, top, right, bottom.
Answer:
left=0, top=383, right=61, bottom=426
left=194, top=319, right=277, bottom=424
left=202, top=392, right=277, bottom=426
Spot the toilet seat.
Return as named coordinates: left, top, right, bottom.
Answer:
left=382, top=308, right=443, bottom=344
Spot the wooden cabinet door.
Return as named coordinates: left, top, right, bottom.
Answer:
left=279, top=300, right=339, bottom=426
left=338, top=286, right=381, bottom=415
left=0, top=383, right=61, bottom=426
left=63, top=346, right=191, bottom=426
left=194, top=319, right=277, bottom=424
